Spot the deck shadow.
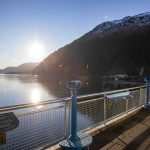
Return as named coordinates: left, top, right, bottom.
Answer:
left=123, top=119, right=150, bottom=149
left=90, top=109, right=150, bottom=150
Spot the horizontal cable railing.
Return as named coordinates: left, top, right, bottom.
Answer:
left=0, top=85, right=146, bottom=150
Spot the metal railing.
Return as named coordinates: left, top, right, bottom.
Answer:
left=0, top=85, right=147, bottom=150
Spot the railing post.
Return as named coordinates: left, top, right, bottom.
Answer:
left=68, top=99, right=71, bottom=137
left=126, top=97, right=128, bottom=114
left=59, top=80, right=92, bottom=150
left=64, top=99, right=71, bottom=138
left=145, top=77, right=150, bottom=111
left=139, top=88, right=143, bottom=107
left=146, top=81, right=150, bottom=105
left=104, top=95, right=106, bottom=124
left=64, top=100, right=67, bottom=137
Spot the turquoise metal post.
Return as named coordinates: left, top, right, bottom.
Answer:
left=70, top=89, right=78, bottom=140
left=59, top=80, right=93, bottom=150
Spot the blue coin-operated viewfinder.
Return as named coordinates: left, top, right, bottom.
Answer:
left=59, top=80, right=92, bottom=150
left=67, top=80, right=82, bottom=90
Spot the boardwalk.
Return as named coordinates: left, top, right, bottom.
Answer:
left=91, top=109, right=150, bottom=150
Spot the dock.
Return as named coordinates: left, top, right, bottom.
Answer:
left=91, top=109, right=150, bottom=150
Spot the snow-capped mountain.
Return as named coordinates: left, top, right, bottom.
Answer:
left=34, top=12, right=150, bottom=77
left=88, top=12, right=150, bottom=38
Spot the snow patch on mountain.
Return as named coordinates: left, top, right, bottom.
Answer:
left=91, top=12, right=150, bottom=38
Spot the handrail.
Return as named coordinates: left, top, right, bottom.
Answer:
left=0, top=98, right=70, bottom=112
left=77, top=85, right=146, bottom=99
left=0, top=85, right=146, bottom=112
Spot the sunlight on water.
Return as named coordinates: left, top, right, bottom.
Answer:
left=0, top=74, right=58, bottom=107
left=0, top=74, right=114, bottom=107
left=30, top=88, right=41, bottom=103
left=29, top=88, right=45, bottom=109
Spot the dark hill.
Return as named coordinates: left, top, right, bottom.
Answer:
left=34, top=12, right=150, bottom=78
left=2, top=63, right=38, bottom=74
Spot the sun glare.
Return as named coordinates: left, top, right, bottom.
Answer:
left=28, top=41, right=46, bottom=62
left=30, top=88, right=41, bottom=103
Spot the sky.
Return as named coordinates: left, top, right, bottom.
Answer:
left=0, top=0, right=150, bottom=69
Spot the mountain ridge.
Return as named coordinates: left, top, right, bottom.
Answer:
left=34, top=12, right=150, bottom=78
left=1, top=62, right=39, bottom=74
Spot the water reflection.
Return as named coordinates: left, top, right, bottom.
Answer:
left=30, top=88, right=42, bottom=103
left=0, top=74, right=143, bottom=107
left=0, top=74, right=56, bottom=107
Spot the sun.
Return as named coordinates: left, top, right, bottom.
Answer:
left=28, top=41, right=46, bottom=62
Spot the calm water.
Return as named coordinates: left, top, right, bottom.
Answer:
left=0, top=74, right=141, bottom=107
left=0, top=74, right=70, bottom=107
left=0, top=74, right=103, bottom=107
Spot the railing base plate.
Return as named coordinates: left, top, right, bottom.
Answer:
left=59, top=133, right=92, bottom=150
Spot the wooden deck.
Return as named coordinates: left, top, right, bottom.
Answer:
left=90, top=109, right=150, bottom=150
